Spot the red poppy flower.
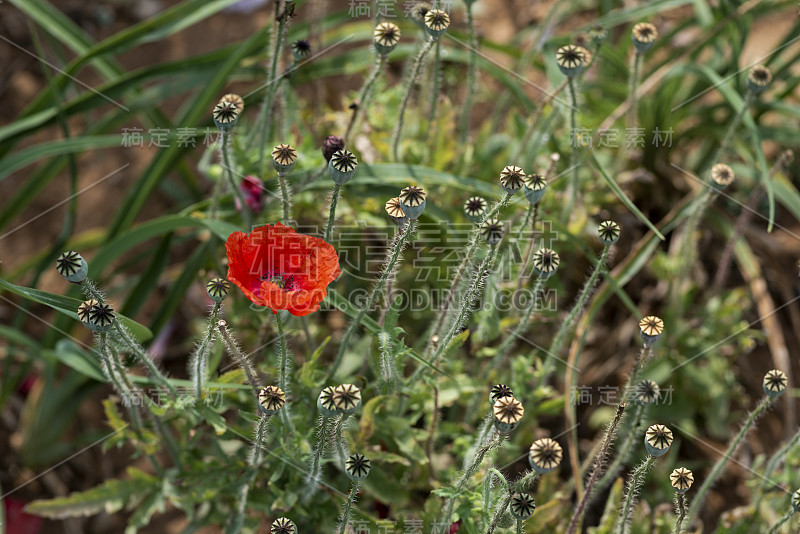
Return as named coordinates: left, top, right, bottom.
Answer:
left=225, top=223, right=341, bottom=316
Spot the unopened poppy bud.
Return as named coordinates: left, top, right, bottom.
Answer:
left=206, top=278, right=230, bottom=303
left=639, top=315, right=664, bottom=347
left=510, top=493, right=536, bottom=520
left=523, top=174, right=547, bottom=205
left=398, top=185, right=426, bottom=219
left=532, top=248, right=560, bottom=279
left=424, top=9, right=449, bottom=40
left=345, top=453, right=371, bottom=481
left=500, top=165, right=526, bottom=194
left=528, top=438, right=562, bottom=474
left=493, top=395, right=524, bottom=433
left=272, top=144, right=298, bottom=173
left=56, top=250, right=88, bottom=283
left=762, top=369, right=788, bottom=399
left=322, top=136, right=345, bottom=162
left=644, top=424, right=673, bottom=457
left=329, top=150, right=358, bottom=185
left=374, top=22, right=401, bottom=55
left=258, top=385, right=286, bottom=415
left=632, top=22, right=657, bottom=53
left=598, top=220, right=620, bottom=245
left=333, top=383, right=362, bottom=414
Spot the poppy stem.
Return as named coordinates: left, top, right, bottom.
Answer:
left=274, top=311, right=296, bottom=435
left=97, top=333, right=142, bottom=430
left=190, top=302, right=221, bottom=400
left=344, top=54, right=387, bottom=145
left=327, top=220, right=417, bottom=381
left=441, top=431, right=503, bottom=525
left=303, top=415, right=329, bottom=500
left=255, top=2, right=288, bottom=174
left=277, top=172, right=292, bottom=225
left=485, top=470, right=541, bottom=534
left=596, top=402, right=647, bottom=496
left=391, top=39, right=436, bottom=161
left=459, top=1, right=477, bottom=147
left=673, top=493, right=689, bottom=534
left=217, top=320, right=261, bottom=398
left=616, top=455, right=656, bottom=534
left=324, top=183, right=342, bottom=243
left=627, top=51, right=642, bottom=130
left=221, top=131, right=251, bottom=229
left=564, top=76, right=579, bottom=219
left=337, top=481, right=359, bottom=534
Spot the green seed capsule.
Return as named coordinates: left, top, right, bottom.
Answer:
left=532, top=248, right=560, bottom=279
left=345, top=453, right=371, bottom=481
left=317, top=386, right=339, bottom=417
left=332, top=384, right=362, bottom=414
left=329, top=150, right=358, bottom=185
left=56, top=250, right=88, bottom=283
left=258, top=385, right=286, bottom=415
left=510, top=493, right=536, bottom=520
left=398, top=186, right=426, bottom=219
left=762, top=369, right=788, bottom=399
left=528, top=438, right=562, bottom=474
left=632, top=22, right=657, bottom=53
left=493, top=396, right=524, bottom=433
left=206, top=278, right=230, bottom=303
left=644, top=424, right=673, bottom=457
left=598, top=220, right=620, bottom=245
left=423, top=9, right=449, bottom=40
left=270, top=517, right=297, bottom=534
left=373, top=22, right=401, bottom=56
left=670, top=467, right=694, bottom=494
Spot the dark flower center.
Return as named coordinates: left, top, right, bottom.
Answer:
left=261, top=271, right=296, bottom=291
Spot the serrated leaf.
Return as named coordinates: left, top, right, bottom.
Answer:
left=24, top=467, right=158, bottom=519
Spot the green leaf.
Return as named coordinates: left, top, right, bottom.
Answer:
left=0, top=136, right=123, bottom=182
left=50, top=340, right=105, bottom=382
left=0, top=278, right=153, bottom=342
left=25, top=467, right=159, bottom=519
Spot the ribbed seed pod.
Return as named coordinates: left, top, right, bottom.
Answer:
left=556, top=45, right=585, bottom=77
left=528, top=438, right=563, bottom=474
left=493, top=395, right=524, bottom=433
left=329, top=150, right=358, bottom=185
left=670, top=467, right=694, bottom=494
left=480, top=218, right=504, bottom=245
left=332, top=384, right=362, bottom=414
left=385, top=197, right=407, bottom=226
left=272, top=144, right=298, bottom=173
left=523, top=174, right=547, bottom=205
left=398, top=185, right=426, bottom=219
left=56, top=250, right=88, bottom=283
left=632, top=22, right=657, bottom=53
left=639, top=315, right=664, bottom=347
left=532, top=248, right=560, bottom=279
left=644, top=424, right=673, bottom=457
left=270, top=517, right=297, bottom=534
left=317, top=386, right=339, bottom=417
left=206, top=277, right=230, bottom=303
left=490, top=384, right=513, bottom=402
left=373, top=22, right=401, bottom=55
left=598, top=220, right=620, bottom=245
left=762, top=369, right=788, bottom=399
left=747, top=65, right=772, bottom=94
left=258, top=385, right=286, bottom=415
left=464, top=196, right=488, bottom=223
left=509, top=493, right=536, bottom=520
left=424, top=9, right=449, bottom=40
left=345, top=453, right=371, bottom=481
left=499, top=165, right=526, bottom=194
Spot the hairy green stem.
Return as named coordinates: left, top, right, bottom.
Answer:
left=217, top=321, right=261, bottom=397
left=596, top=403, right=646, bottom=494
left=222, top=131, right=251, bottom=229
left=766, top=509, right=795, bottom=534
left=539, top=245, right=610, bottom=386
left=485, top=470, right=540, bottom=534
left=488, top=275, right=546, bottom=373
left=687, top=396, right=773, bottom=526
left=327, top=220, right=417, bottom=381
left=324, top=183, right=342, bottom=243
left=441, top=432, right=503, bottom=524
left=459, top=2, right=477, bottom=146
left=256, top=4, right=288, bottom=173
left=426, top=39, right=442, bottom=144
left=277, top=172, right=291, bottom=224
left=714, top=91, right=754, bottom=164
left=673, top=492, right=688, bottom=534
left=338, top=481, right=360, bottom=534
left=305, top=415, right=329, bottom=499
left=627, top=52, right=642, bottom=130
left=753, top=427, right=800, bottom=517
left=391, top=39, right=435, bottom=161
left=274, top=312, right=296, bottom=434
left=345, top=54, right=387, bottom=144
left=567, top=402, right=626, bottom=534
left=190, top=302, right=220, bottom=399
left=565, top=76, right=579, bottom=218
left=616, top=455, right=656, bottom=534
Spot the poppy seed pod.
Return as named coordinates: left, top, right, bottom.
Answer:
left=556, top=45, right=585, bottom=77
left=56, top=250, right=88, bottom=283
left=398, top=185, right=426, bottom=219
left=710, top=163, right=734, bottom=189
left=332, top=383, right=362, bottom=414
left=270, top=517, right=297, bottom=534
left=373, top=22, right=401, bottom=55
left=317, top=386, right=339, bottom=417
left=206, top=277, right=230, bottom=303
left=464, top=196, right=488, bottom=223
left=385, top=197, right=407, bottom=226
left=532, top=248, right=560, bottom=279
left=598, top=220, right=620, bottom=245
left=635, top=379, right=660, bottom=405
left=212, top=100, right=239, bottom=132
left=632, top=22, right=657, bottom=53
left=528, top=438, right=563, bottom=474
left=747, top=65, right=772, bottom=95
left=523, top=174, right=547, bottom=205
left=490, top=384, right=513, bottom=402
left=220, top=93, right=244, bottom=114
left=589, top=24, right=607, bottom=46
left=78, top=299, right=115, bottom=333
left=272, top=144, right=298, bottom=173
left=480, top=218, right=504, bottom=245
left=639, top=315, right=664, bottom=347
left=291, top=40, right=311, bottom=61
left=644, top=424, right=673, bottom=457
left=424, top=9, right=449, bottom=40
left=493, top=395, right=524, bottom=433
left=322, top=136, right=345, bottom=162
left=792, top=488, right=800, bottom=513
left=258, top=385, right=286, bottom=415
left=670, top=467, right=694, bottom=494
left=499, top=165, right=526, bottom=194
left=329, top=150, right=358, bottom=185
left=762, top=369, right=788, bottom=399
left=345, top=453, right=371, bottom=481
left=509, top=493, right=536, bottom=520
